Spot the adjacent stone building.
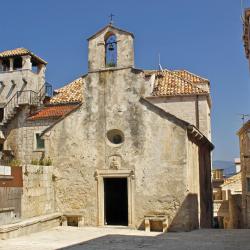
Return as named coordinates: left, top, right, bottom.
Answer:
left=212, top=168, right=242, bottom=229
left=237, top=121, right=250, bottom=228
left=0, top=24, right=214, bottom=231
left=240, top=8, right=250, bottom=229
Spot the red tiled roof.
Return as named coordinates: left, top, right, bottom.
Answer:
left=145, top=70, right=208, bottom=97
left=49, top=77, right=84, bottom=104
left=173, top=70, right=209, bottom=84
left=0, top=47, right=47, bottom=64
left=28, top=104, right=78, bottom=121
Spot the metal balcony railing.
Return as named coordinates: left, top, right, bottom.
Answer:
left=2, top=83, right=52, bottom=124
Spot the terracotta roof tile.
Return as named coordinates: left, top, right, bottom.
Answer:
left=28, top=104, right=78, bottom=121
left=49, top=77, right=84, bottom=104
left=0, top=47, right=47, bottom=64
left=173, top=70, right=209, bottom=84
left=146, top=70, right=208, bottom=97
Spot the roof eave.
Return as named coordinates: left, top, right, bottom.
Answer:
left=0, top=50, right=47, bottom=65
left=140, top=97, right=214, bottom=150
left=146, top=93, right=209, bottom=98
left=187, top=125, right=214, bottom=150
left=40, top=104, right=82, bottom=137
left=87, top=24, right=134, bottom=41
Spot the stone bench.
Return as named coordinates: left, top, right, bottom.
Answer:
left=62, top=214, right=84, bottom=227
left=144, top=214, right=168, bottom=232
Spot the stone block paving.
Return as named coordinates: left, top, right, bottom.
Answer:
left=0, top=226, right=250, bottom=250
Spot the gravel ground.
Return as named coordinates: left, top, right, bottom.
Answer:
left=0, top=226, right=249, bottom=250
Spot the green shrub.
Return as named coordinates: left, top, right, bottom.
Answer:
left=44, top=157, right=52, bottom=166
left=39, top=158, right=44, bottom=166
left=10, top=159, right=21, bottom=167
left=31, top=157, right=52, bottom=166
left=31, top=159, right=39, bottom=165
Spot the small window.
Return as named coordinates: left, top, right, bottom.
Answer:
left=2, top=59, right=10, bottom=71
left=31, top=59, right=38, bottom=74
left=13, top=57, right=22, bottom=70
left=107, top=129, right=124, bottom=145
left=247, top=178, right=250, bottom=192
left=35, top=133, right=44, bottom=150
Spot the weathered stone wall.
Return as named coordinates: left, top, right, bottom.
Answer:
left=238, top=122, right=250, bottom=228
left=0, top=69, right=45, bottom=104
left=149, top=95, right=211, bottom=139
left=21, top=165, right=55, bottom=218
left=198, top=96, right=211, bottom=140
left=88, top=26, right=134, bottom=71
left=227, top=193, right=242, bottom=229
left=4, top=106, right=55, bottom=164
left=43, top=68, right=205, bottom=231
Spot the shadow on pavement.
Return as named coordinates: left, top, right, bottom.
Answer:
left=57, top=229, right=250, bottom=250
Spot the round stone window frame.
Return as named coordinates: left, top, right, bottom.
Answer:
left=106, top=129, right=124, bottom=146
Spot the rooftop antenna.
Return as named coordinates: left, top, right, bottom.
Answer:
left=237, top=113, right=250, bottom=124
left=109, top=13, right=115, bottom=25
left=158, top=53, right=163, bottom=71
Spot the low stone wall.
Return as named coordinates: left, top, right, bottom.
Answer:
left=0, top=213, right=62, bottom=240
left=21, top=165, right=55, bottom=218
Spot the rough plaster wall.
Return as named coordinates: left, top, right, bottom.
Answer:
left=21, top=165, right=55, bottom=218
left=149, top=96, right=211, bottom=139
left=4, top=106, right=55, bottom=164
left=0, top=70, right=44, bottom=104
left=184, top=137, right=200, bottom=229
left=150, top=96, right=196, bottom=126
left=198, top=96, right=211, bottom=140
left=134, top=106, right=189, bottom=231
left=44, top=68, right=199, bottom=230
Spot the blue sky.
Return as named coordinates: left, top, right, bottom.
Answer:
left=1, top=0, right=250, bottom=161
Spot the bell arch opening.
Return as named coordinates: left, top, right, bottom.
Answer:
left=105, top=33, right=117, bottom=68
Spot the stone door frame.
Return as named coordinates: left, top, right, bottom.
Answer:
left=94, top=169, right=135, bottom=227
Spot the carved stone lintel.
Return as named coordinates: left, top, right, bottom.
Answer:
left=94, top=169, right=135, bottom=180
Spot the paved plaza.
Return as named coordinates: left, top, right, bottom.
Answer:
left=0, top=226, right=249, bottom=250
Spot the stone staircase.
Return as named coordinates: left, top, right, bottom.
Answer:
left=2, top=83, right=52, bottom=125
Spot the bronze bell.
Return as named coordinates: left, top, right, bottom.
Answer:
left=108, top=43, right=114, bottom=51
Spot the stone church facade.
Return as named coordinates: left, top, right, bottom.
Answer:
left=0, top=24, right=213, bottom=231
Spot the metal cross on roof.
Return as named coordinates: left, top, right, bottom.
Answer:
left=109, top=13, right=115, bottom=24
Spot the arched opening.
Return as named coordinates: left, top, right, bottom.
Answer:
left=105, top=33, right=117, bottom=67
left=13, top=57, right=22, bottom=70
